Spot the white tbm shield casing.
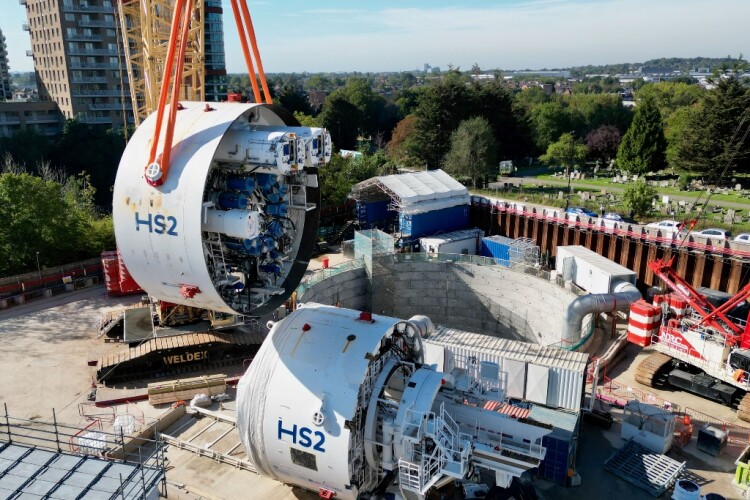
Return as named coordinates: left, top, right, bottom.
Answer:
left=237, top=304, right=553, bottom=498
left=113, top=102, right=331, bottom=315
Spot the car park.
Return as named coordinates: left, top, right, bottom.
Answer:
left=694, top=228, right=731, bottom=240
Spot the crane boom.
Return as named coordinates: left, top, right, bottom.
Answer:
left=648, top=257, right=744, bottom=341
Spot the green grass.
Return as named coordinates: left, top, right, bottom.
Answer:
left=531, top=173, right=750, bottom=207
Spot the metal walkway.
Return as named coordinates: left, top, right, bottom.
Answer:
left=604, top=439, right=685, bottom=497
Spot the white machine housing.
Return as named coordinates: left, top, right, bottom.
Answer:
left=113, top=102, right=331, bottom=315
left=237, top=303, right=552, bottom=499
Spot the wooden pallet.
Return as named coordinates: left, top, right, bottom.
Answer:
left=604, top=439, right=685, bottom=497
left=148, top=374, right=227, bottom=405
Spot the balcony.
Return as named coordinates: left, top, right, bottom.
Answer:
left=22, top=23, right=29, bottom=31
left=89, top=102, right=132, bottom=111
left=61, top=4, right=113, bottom=14
left=69, top=61, right=118, bottom=70
left=66, top=33, right=103, bottom=42
left=0, top=117, right=22, bottom=125
left=19, top=0, right=26, bottom=5
left=67, top=48, right=117, bottom=56
left=71, top=88, right=122, bottom=97
left=26, top=116, right=62, bottom=124
left=25, top=50, right=33, bottom=57
left=77, top=20, right=116, bottom=29
left=71, top=76, right=108, bottom=84
left=79, top=115, right=113, bottom=124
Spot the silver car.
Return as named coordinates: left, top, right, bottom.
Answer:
left=695, top=228, right=731, bottom=240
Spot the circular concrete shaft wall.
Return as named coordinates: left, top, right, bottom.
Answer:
left=298, top=258, right=589, bottom=346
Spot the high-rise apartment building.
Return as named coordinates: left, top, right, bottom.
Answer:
left=22, top=0, right=132, bottom=128
left=204, top=0, right=227, bottom=102
left=0, top=28, right=12, bottom=101
left=23, top=0, right=227, bottom=127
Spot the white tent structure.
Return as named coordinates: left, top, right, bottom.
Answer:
left=351, top=169, right=469, bottom=215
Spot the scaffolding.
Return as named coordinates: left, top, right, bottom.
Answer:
left=354, top=229, right=394, bottom=274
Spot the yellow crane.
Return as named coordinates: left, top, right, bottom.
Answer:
left=117, top=0, right=206, bottom=126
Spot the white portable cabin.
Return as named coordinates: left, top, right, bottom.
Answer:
left=419, top=228, right=484, bottom=255
left=621, top=400, right=676, bottom=454
left=555, top=245, right=636, bottom=294
left=424, top=326, right=589, bottom=412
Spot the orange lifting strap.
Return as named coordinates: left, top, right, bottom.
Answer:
left=145, top=0, right=272, bottom=187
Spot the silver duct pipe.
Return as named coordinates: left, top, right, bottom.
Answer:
left=562, top=280, right=642, bottom=344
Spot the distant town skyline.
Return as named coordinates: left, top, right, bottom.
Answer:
left=3, top=0, right=749, bottom=75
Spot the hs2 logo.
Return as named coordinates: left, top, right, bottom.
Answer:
left=278, top=419, right=326, bottom=452
left=135, top=212, right=178, bottom=236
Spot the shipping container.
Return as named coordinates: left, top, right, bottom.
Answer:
left=555, top=245, right=636, bottom=294
left=399, top=204, right=469, bottom=238
left=528, top=405, right=580, bottom=485
left=481, top=235, right=513, bottom=266
left=355, top=199, right=396, bottom=228
left=419, top=228, right=483, bottom=255
left=481, top=236, right=540, bottom=267
left=424, top=327, right=589, bottom=412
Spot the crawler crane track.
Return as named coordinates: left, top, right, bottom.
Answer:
left=96, top=330, right=262, bottom=384
left=635, top=352, right=673, bottom=387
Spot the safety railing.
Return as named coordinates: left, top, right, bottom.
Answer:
left=598, top=375, right=681, bottom=413
left=1, top=404, right=166, bottom=498
left=598, top=376, right=750, bottom=447
left=398, top=459, right=422, bottom=491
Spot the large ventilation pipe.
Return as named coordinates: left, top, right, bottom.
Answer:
left=562, top=280, right=642, bottom=344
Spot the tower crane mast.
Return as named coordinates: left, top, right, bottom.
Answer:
left=118, top=0, right=206, bottom=126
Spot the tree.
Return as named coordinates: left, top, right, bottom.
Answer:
left=386, top=115, right=421, bottom=168
left=472, top=81, right=530, bottom=161
left=442, top=117, right=497, bottom=187
left=586, top=125, right=622, bottom=166
left=539, top=132, right=587, bottom=168
left=0, top=128, right=51, bottom=169
left=566, top=93, right=632, bottom=134
left=412, top=78, right=474, bottom=168
left=530, top=100, right=572, bottom=152
left=675, top=76, right=750, bottom=179
left=276, top=85, right=313, bottom=116
left=615, top=98, right=667, bottom=174
left=635, top=81, right=703, bottom=118
left=0, top=169, right=114, bottom=276
left=51, top=120, right=127, bottom=206
left=318, top=152, right=387, bottom=206
left=293, top=111, right=321, bottom=128
left=336, top=77, right=387, bottom=138
left=319, top=95, right=362, bottom=151
left=623, top=180, right=657, bottom=218
left=665, top=105, right=701, bottom=170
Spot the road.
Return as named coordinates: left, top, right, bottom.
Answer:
left=492, top=177, right=750, bottom=211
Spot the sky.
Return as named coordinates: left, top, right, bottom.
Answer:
left=2, top=0, right=749, bottom=74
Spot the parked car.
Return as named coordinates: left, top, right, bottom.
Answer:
left=694, top=228, right=731, bottom=240
left=602, top=212, right=624, bottom=222
left=566, top=207, right=598, bottom=217
left=645, top=220, right=683, bottom=233
left=734, top=233, right=750, bottom=243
